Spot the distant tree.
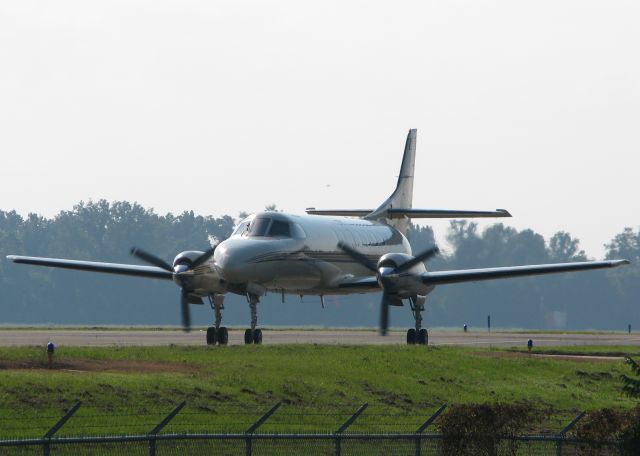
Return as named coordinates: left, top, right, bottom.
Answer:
left=548, top=231, right=587, bottom=262
left=264, top=204, right=278, bottom=212
left=606, top=228, right=640, bottom=263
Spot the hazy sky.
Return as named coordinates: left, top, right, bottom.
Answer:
left=1, top=1, right=638, bottom=258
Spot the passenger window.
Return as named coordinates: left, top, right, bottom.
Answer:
left=268, top=220, right=291, bottom=237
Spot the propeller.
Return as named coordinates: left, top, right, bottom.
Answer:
left=130, top=245, right=218, bottom=332
left=337, top=242, right=439, bottom=336
left=180, top=290, right=191, bottom=331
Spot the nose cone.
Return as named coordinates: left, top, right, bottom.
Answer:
left=215, top=237, right=303, bottom=283
left=214, top=238, right=266, bottom=282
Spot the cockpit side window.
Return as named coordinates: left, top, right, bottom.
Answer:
left=232, top=221, right=251, bottom=237
left=268, top=220, right=291, bottom=237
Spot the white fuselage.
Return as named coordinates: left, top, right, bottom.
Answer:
left=203, top=211, right=412, bottom=297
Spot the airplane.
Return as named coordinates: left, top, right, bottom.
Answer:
left=7, top=129, right=629, bottom=345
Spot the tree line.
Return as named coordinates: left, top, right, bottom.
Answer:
left=0, top=200, right=637, bottom=330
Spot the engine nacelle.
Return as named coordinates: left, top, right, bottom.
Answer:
left=173, top=251, right=206, bottom=268
left=378, top=252, right=427, bottom=273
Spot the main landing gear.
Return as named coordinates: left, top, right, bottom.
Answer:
left=205, top=293, right=263, bottom=345
left=407, top=296, right=428, bottom=345
left=244, top=294, right=262, bottom=344
left=206, top=295, right=228, bottom=345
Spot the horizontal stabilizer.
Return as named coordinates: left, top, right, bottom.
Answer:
left=7, top=255, right=173, bottom=280
left=387, top=208, right=511, bottom=219
left=306, top=207, right=511, bottom=219
left=305, top=208, right=372, bottom=217
left=421, top=260, right=629, bottom=286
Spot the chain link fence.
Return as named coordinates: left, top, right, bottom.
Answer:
left=0, top=401, right=626, bottom=455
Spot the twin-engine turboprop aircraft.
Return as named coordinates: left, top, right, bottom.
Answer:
left=8, top=130, right=629, bottom=345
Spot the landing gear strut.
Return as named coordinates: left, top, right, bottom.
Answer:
left=206, top=295, right=228, bottom=345
left=407, top=295, right=428, bottom=345
left=244, top=294, right=262, bottom=344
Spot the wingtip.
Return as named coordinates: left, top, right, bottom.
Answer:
left=610, top=259, right=631, bottom=267
left=496, top=209, right=512, bottom=217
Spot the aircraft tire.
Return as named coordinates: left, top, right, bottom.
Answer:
left=417, top=329, right=428, bottom=345
left=253, top=329, right=263, bottom=345
left=244, top=329, right=253, bottom=344
left=206, top=327, right=217, bottom=345
left=218, top=327, right=229, bottom=345
left=406, top=328, right=416, bottom=345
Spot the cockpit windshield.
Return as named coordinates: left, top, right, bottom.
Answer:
left=243, top=216, right=305, bottom=239
left=268, top=220, right=290, bottom=237
left=248, top=217, right=272, bottom=237
left=233, top=215, right=306, bottom=239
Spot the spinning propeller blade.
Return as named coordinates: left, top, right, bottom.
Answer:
left=190, top=246, right=217, bottom=269
left=337, top=242, right=377, bottom=272
left=394, top=246, right=439, bottom=273
left=180, top=290, right=191, bottom=332
left=380, top=293, right=390, bottom=336
left=130, top=247, right=173, bottom=272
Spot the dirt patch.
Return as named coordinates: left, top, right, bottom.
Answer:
left=0, top=358, right=198, bottom=374
left=475, top=351, right=623, bottom=363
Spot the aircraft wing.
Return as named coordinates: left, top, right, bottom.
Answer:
left=420, top=260, right=629, bottom=286
left=6, top=255, right=173, bottom=280
left=336, top=259, right=629, bottom=291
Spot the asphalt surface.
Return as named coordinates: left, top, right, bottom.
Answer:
left=1, top=328, right=639, bottom=347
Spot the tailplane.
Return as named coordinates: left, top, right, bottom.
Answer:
left=306, top=129, right=511, bottom=235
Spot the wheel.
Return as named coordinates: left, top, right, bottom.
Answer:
left=244, top=329, right=253, bottom=344
left=406, top=328, right=416, bottom=345
left=206, top=327, right=217, bottom=345
left=417, top=328, right=428, bottom=345
left=218, top=327, right=229, bottom=345
left=253, top=328, right=263, bottom=345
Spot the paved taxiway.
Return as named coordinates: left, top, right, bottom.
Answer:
left=1, top=329, right=639, bottom=347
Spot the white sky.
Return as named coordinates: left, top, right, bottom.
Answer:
left=1, top=0, right=638, bottom=258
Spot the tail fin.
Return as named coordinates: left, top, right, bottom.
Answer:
left=365, top=129, right=417, bottom=234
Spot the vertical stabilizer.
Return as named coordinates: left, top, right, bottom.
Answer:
left=365, top=129, right=417, bottom=234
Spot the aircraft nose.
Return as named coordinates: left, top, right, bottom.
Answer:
left=214, top=240, right=256, bottom=281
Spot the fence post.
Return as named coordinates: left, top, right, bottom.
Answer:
left=414, top=403, right=447, bottom=456
left=245, top=401, right=282, bottom=456
left=334, top=403, right=368, bottom=456
left=148, top=401, right=186, bottom=456
left=556, top=411, right=585, bottom=456
left=42, top=401, right=81, bottom=456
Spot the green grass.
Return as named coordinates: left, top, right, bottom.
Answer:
left=508, top=345, right=640, bottom=357
left=0, top=345, right=637, bottom=438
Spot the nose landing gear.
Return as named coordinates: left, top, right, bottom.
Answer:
left=244, top=294, right=263, bottom=344
left=206, top=294, right=228, bottom=345
left=407, top=295, right=428, bottom=345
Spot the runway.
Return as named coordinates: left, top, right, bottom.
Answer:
left=1, top=328, right=639, bottom=347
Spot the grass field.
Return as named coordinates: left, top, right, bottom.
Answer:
left=0, top=344, right=638, bottom=439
